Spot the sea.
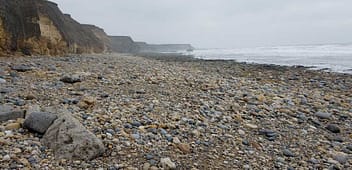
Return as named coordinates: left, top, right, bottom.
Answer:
left=186, top=44, right=352, bottom=74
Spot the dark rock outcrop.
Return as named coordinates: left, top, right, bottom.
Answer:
left=109, top=36, right=139, bottom=53
left=0, top=0, right=109, bottom=55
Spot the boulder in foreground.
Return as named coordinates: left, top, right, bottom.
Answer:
left=42, top=109, right=105, bottom=160
left=23, top=112, right=58, bottom=134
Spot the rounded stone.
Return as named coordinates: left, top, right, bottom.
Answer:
left=315, top=112, right=332, bottom=119
left=326, top=124, right=341, bottom=133
left=24, top=112, right=58, bottom=134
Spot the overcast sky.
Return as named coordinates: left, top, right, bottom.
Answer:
left=52, top=0, right=352, bottom=48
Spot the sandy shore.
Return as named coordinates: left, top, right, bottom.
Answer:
left=0, top=53, right=351, bottom=169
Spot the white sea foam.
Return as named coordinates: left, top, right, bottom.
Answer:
left=188, top=44, right=352, bottom=74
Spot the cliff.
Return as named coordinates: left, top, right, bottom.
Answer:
left=82, top=24, right=111, bottom=53
left=0, top=0, right=108, bottom=55
left=136, top=42, right=194, bottom=53
left=109, top=37, right=194, bottom=54
left=109, top=36, right=139, bottom=53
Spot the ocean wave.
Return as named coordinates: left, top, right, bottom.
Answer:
left=189, top=44, right=352, bottom=74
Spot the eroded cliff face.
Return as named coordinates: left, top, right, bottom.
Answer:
left=0, top=18, right=8, bottom=55
left=82, top=24, right=111, bottom=53
left=0, top=0, right=108, bottom=56
left=109, top=36, right=139, bottom=53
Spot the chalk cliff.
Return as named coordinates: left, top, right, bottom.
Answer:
left=0, top=0, right=108, bottom=55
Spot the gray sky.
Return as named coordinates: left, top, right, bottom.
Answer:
left=52, top=0, right=352, bottom=48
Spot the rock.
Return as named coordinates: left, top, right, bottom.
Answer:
left=23, top=112, right=58, bottom=134
left=0, top=78, right=6, bottom=83
left=315, top=112, right=332, bottom=119
left=177, top=143, right=191, bottom=154
left=0, top=88, right=12, bottom=94
left=3, top=154, right=10, bottom=161
left=333, top=152, right=348, bottom=164
left=78, top=96, right=96, bottom=109
left=238, top=129, right=246, bottom=135
left=13, top=148, right=22, bottom=154
left=26, top=104, right=41, bottom=117
left=245, top=123, right=258, bottom=129
left=283, top=149, right=295, bottom=157
left=142, top=163, right=151, bottom=170
left=60, top=75, right=81, bottom=83
left=42, top=109, right=105, bottom=160
left=124, top=123, right=133, bottom=129
left=11, top=65, right=33, bottom=72
left=173, top=137, right=181, bottom=144
left=242, top=139, right=250, bottom=145
left=257, top=94, right=266, bottom=102
left=5, top=123, right=21, bottom=130
left=259, top=129, right=277, bottom=141
left=326, top=124, right=341, bottom=133
left=191, top=129, right=201, bottom=137
left=149, top=166, right=158, bottom=170
left=145, top=154, right=154, bottom=160
left=160, top=128, right=168, bottom=135
left=160, top=157, right=176, bottom=170
left=131, top=121, right=142, bottom=127
left=63, top=98, right=79, bottom=105
left=347, top=144, right=352, bottom=151
left=131, top=133, right=140, bottom=140
left=24, top=94, right=36, bottom=100
left=18, top=158, right=30, bottom=167
left=0, top=105, right=25, bottom=122
left=308, top=158, right=319, bottom=164
left=12, top=98, right=26, bottom=106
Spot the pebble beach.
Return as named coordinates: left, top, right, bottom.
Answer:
left=0, top=54, right=351, bottom=169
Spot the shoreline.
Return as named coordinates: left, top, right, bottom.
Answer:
left=136, top=52, right=352, bottom=76
left=1, top=53, right=351, bottom=169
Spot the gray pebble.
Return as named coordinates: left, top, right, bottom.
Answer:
left=131, top=133, right=140, bottom=139
left=315, top=112, right=332, bottom=119
left=11, top=65, right=33, bottom=72
left=347, top=144, right=352, bottom=151
left=60, top=75, right=81, bottom=84
left=326, top=124, right=341, bottom=133
left=333, top=153, right=348, bottom=164
left=160, top=128, right=168, bottom=136
left=131, top=121, right=142, bottom=127
left=283, top=149, right=295, bottom=157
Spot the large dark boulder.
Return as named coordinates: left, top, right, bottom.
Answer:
left=23, top=112, right=58, bottom=134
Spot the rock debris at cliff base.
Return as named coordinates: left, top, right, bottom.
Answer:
left=0, top=54, right=351, bottom=169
